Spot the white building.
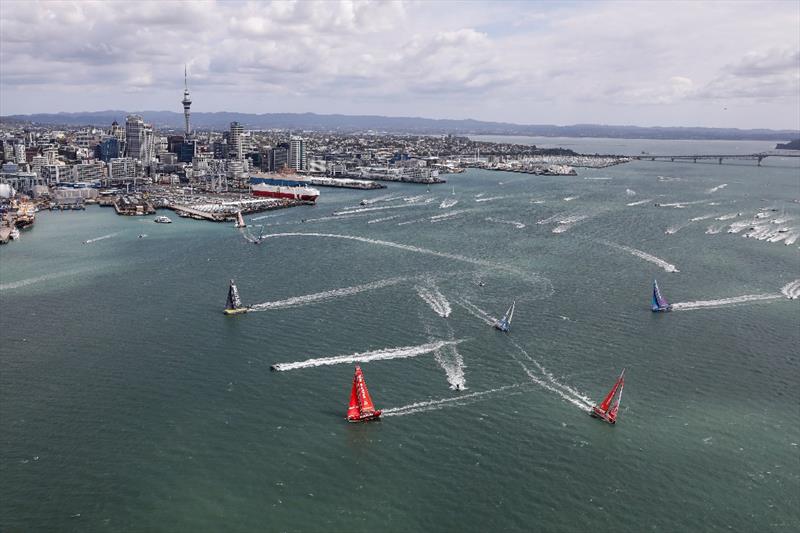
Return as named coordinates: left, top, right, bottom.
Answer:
left=289, top=136, right=306, bottom=171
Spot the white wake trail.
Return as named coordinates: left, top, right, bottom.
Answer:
left=715, top=213, right=738, bottom=221
left=672, top=294, right=783, bottom=310
left=486, top=217, right=526, bottom=229
left=780, top=279, right=800, bottom=299
left=84, top=232, right=119, bottom=244
left=600, top=240, right=680, bottom=272
left=509, top=339, right=594, bottom=410
left=249, top=277, right=407, bottom=311
left=690, top=214, right=716, bottom=222
left=382, top=384, right=523, bottom=417
left=627, top=199, right=653, bottom=206
left=334, top=203, right=418, bottom=216
left=439, top=198, right=458, bottom=209
left=258, top=232, right=520, bottom=275
left=0, top=268, right=93, bottom=291
left=423, top=321, right=465, bottom=390
left=454, top=298, right=497, bottom=326
left=415, top=283, right=452, bottom=318
left=475, top=195, right=509, bottom=203
left=707, top=183, right=728, bottom=193
left=367, top=214, right=403, bottom=224
left=271, top=340, right=464, bottom=371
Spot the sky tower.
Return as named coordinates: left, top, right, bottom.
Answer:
left=181, top=65, right=192, bottom=137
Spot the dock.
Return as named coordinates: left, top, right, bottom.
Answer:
left=306, top=176, right=386, bottom=190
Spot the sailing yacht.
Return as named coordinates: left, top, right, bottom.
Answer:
left=651, top=280, right=672, bottom=312
left=591, top=370, right=625, bottom=424
left=494, top=301, right=515, bottom=332
left=347, top=366, right=382, bottom=422
left=223, top=279, right=248, bottom=315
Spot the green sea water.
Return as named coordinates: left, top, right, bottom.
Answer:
left=1, top=139, right=799, bottom=532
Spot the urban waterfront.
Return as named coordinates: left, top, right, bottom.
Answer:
left=1, top=138, right=798, bottom=532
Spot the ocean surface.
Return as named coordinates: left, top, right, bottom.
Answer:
left=1, top=139, right=799, bottom=532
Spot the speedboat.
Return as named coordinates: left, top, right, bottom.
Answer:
left=154, top=216, right=172, bottom=224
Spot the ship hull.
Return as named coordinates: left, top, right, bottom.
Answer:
left=252, top=189, right=319, bottom=202
left=347, top=410, right=382, bottom=423
left=223, top=307, right=249, bottom=315
left=250, top=177, right=319, bottom=202
left=590, top=407, right=616, bottom=424
left=651, top=305, right=672, bottom=313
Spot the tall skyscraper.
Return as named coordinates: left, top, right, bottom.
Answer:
left=289, top=136, right=306, bottom=171
left=124, top=114, right=144, bottom=160
left=181, top=65, right=192, bottom=137
left=229, top=122, right=243, bottom=160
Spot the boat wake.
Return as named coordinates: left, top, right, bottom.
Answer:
left=334, top=203, right=417, bottom=216
left=84, top=232, right=119, bottom=244
left=485, top=217, right=526, bottom=229
left=0, top=268, right=93, bottom=291
left=249, top=277, right=407, bottom=311
left=271, top=340, right=464, bottom=371
left=657, top=200, right=707, bottom=208
left=508, top=338, right=593, bottom=412
left=415, top=281, right=452, bottom=318
left=705, top=224, right=725, bottom=234
left=665, top=221, right=691, bottom=235
left=360, top=193, right=401, bottom=205
left=251, top=212, right=286, bottom=221
left=672, top=293, right=783, bottom=311
left=626, top=189, right=636, bottom=197
left=599, top=240, right=680, bottom=272
left=781, top=279, right=800, bottom=299
left=430, top=210, right=468, bottom=222
left=454, top=298, right=497, bottom=326
left=423, top=320, right=465, bottom=390
left=475, top=195, right=509, bottom=203
left=626, top=199, right=653, bottom=206
left=707, top=183, right=728, bottom=193
left=690, top=214, right=716, bottom=222
left=563, top=195, right=579, bottom=202
left=382, top=384, right=524, bottom=417
left=439, top=198, right=458, bottom=209
left=367, top=214, right=403, bottom=224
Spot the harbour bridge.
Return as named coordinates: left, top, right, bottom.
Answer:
left=630, top=151, right=800, bottom=166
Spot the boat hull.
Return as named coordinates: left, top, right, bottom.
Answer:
left=223, top=307, right=249, bottom=315
left=651, top=305, right=672, bottom=313
left=347, top=410, right=382, bottom=423
left=590, top=407, right=616, bottom=424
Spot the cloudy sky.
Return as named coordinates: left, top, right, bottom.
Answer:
left=1, top=0, right=798, bottom=129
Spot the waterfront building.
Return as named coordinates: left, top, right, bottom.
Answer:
left=109, top=157, right=138, bottom=181
left=289, top=136, right=306, bottom=171
left=125, top=115, right=145, bottom=160
left=98, top=138, right=122, bottom=162
left=110, top=120, right=125, bottom=142
left=230, top=122, right=244, bottom=160
left=267, top=145, right=289, bottom=171
left=73, top=162, right=106, bottom=182
left=179, top=141, right=196, bottom=163
left=307, top=156, right=326, bottom=174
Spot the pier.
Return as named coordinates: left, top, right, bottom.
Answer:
left=631, top=151, right=800, bottom=166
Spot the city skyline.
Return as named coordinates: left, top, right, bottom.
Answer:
left=1, top=0, right=799, bottom=130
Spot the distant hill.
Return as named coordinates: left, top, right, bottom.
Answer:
left=1, top=110, right=797, bottom=141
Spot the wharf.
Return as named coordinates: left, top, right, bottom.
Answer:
left=306, top=177, right=386, bottom=190
left=0, top=226, right=10, bottom=244
left=168, top=198, right=310, bottom=222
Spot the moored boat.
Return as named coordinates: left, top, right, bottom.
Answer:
left=154, top=215, right=172, bottom=224
left=591, top=369, right=625, bottom=424
left=651, top=280, right=672, bottom=312
left=250, top=176, right=319, bottom=202
left=347, top=365, right=382, bottom=422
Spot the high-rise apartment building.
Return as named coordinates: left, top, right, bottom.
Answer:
left=289, top=136, right=306, bottom=171
left=124, top=115, right=145, bottom=160
left=229, top=122, right=244, bottom=160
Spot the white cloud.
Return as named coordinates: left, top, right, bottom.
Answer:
left=0, top=0, right=798, bottom=128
